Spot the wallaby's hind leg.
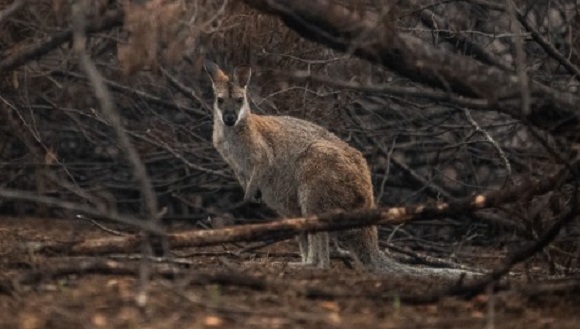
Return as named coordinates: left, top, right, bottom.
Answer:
left=297, top=233, right=308, bottom=263
left=295, top=187, right=331, bottom=269
left=307, top=232, right=330, bottom=268
left=290, top=232, right=329, bottom=269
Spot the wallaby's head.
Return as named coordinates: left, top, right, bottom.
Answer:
left=205, top=61, right=252, bottom=127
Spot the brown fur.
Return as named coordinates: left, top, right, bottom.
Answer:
left=206, top=62, right=382, bottom=269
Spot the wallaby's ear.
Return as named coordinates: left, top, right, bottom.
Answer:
left=204, top=60, right=229, bottom=84
left=233, top=66, right=252, bottom=88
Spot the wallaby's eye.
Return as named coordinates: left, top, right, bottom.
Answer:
left=217, top=97, right=224, bottom=105
left=235, top=97, right=244, bottom=105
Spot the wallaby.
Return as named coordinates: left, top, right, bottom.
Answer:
left=205, top=61, right=384, bottom=270
left=203, top=61, right=483, bottom=278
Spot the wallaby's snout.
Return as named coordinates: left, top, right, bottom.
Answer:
left=205, top=61, right=252, bottom=127
left=221, top=97, right=244, bottom=126
left=223, top=111, right=237, bottom=126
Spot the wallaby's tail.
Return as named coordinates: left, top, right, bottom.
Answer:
left=346, top=225, right=483, bottom=279
left=363, top=242, right=484, bottom=280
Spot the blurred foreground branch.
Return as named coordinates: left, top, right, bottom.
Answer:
left=0, top=9, right=123, bottom=74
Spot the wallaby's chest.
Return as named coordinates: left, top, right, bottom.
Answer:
left=213, top=124, right=268, bottom=179
left=214, top=129, right=250, bottom=166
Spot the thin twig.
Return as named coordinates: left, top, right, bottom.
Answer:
left=76, top=214, right=126, bottom=236
left=515, top=10, right=580, bottom=82
left=419, top=8, right=511, bottom=71
left=376, top=137, right=396, bottom=202
left=52, top=70, right=206, bottom=117
left=276, top=69, right=491, bottom=109
left=0, top=187, right=162, bottom=234
left=466, top=0, right=580, bottom=82
left=463, top=109, right=512, bottom=181
left=160, top=66, right=212, bottom=114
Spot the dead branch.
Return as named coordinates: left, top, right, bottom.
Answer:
left=52, top=70, right=207, bottom=117
left=418, top=9, right=511, bottom=71
left=160, top=66, right=213, bottom=114
left=0, top=0, right=26, bottom=25
left=519, top=278, right=580, bottom=297
left=72, top=3, right=158, bottom=226
left=0, top=188, right=162, bottom=234
left=0, top=258, right=267, bottom=296
left=383, top=243, right=476, bottom=271
left=34, top=166, right=568, bottom=256
left=463, top=109, right=512, bottom=178
left=466, top=0, right=580, bottom=82
left=428, top=188, right=578, bottom=301
left=244, top=0, right=580, bottom=139
left=508, top=1, right=531, bottom=116
left=72, top=0, right=161, bottom=307
left=515, top=11, right=580, bottom=82
left=0, top=9, right=123, bottom=74
left=275, top=69, right=491, bottom=110
left=77, top=214, right=127, bottom=236
left=311, top=194, right=578, bottom=303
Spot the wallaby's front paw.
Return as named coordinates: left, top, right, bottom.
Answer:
left=244, top=190, right=262, bottom=203
left=244, top=189, right=262, bottom=203
left=254, top=189, right=262, bottom=203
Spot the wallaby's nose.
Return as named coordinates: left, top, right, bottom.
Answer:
left=223, top=112, right=237, bottom=126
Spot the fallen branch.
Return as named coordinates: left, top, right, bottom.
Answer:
left=383, top=243, right=476, bottom=271
left=412, top=190, right=578, bottom=302
left=35, top=166, right=567, bottom=256
left=520, top=278, right=580, bottom=297
left=311, top=197, right=578, bottom=303
left=0, top=258, right=267, bottom=296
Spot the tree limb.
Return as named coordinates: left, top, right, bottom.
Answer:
left=418, top=9, right=512, bottom=71
left=0, top=9, right=123, bottom=74
left=35, top=165, right=568, bottom=256
left=0, top=188, right=162, bottom=234
left=242, top=0, right=579, bottom=139
left=0, top=0, right=26, bottom=25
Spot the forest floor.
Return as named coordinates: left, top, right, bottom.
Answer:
left=0, top=217, right=578, bottom=329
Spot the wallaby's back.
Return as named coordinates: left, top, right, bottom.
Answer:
left=249, top=114, right=343, bottom=216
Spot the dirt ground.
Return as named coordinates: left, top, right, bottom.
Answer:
left=0, top=217, right=578, bottom=329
